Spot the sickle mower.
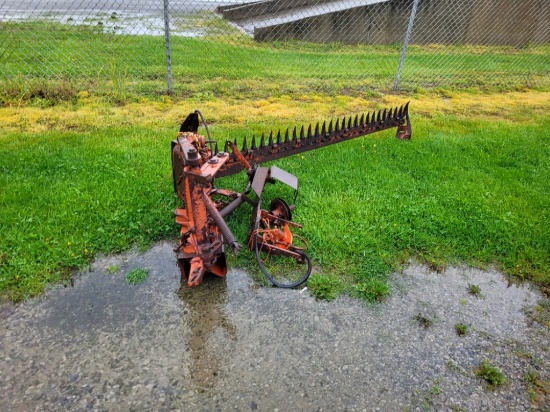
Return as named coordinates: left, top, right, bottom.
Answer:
left=171, top=104, right=411, bottom=288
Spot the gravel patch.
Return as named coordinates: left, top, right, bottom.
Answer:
left=1, top=242, right=549, bottom=411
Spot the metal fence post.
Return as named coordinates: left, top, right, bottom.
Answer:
left=163, top=0, right=173, bottom=95
left=393, top=0, right=420, bottom=91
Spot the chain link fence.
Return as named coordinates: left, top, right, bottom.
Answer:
left=1, top=0, right=549, bottom=99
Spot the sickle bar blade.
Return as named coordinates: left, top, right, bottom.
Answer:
left=217, top=103, right=411, bottom=177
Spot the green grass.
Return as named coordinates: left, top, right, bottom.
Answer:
left=0, top=20, right=549, bottom=302
left=125, top=268, right=149, bottom=285
left=1, top=111, right=549, bottom=302
left=105, top=264, right=119, bottom=274
left=476, top=360, right=507, bottom=387
left=467, top=284, right=482, bottom=296
left=0, top=126, right=179, bottom=300
left=455, top=323, right=468, bottom=336
left=308, top=274, right=342, bottom=301
left=1, top=21, right=549, bottom=105
left=226, top=112, right=550, bottom=298
left=350, top=277, right=390, bottom=303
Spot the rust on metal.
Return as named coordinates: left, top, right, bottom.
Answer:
left=171, top=105, right=411, bottom=288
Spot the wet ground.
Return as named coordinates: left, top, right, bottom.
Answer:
left=1, top=242, right=549, bottom=411
left=0, top=1, right=240, bottom=36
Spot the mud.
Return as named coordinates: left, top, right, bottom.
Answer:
left=1, top=241, right=549, bottom=411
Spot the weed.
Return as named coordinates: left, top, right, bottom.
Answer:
left=428, top=383, right=442, bottom=396
left=105, top=264, right=119, bottom=274
left=455, top=323, right=468, bottom=336
left=308, top=274, right=341, bottom=301
left=515, top=351, right=542, bottom=366
left=350, top=278, right=390, bottom=302
left=524, top=368, right=539, bottom=386
left=96, top=61, right=129, bottom=104
left=523, top=367, right=550, bottom=407
left=523, top=299, right=550, bottom=330
left=459, top=298, right=468, bottom=305
left=414, top=377, right=444, bottom=410
left=415, top=313, right=434, bottom=329
left=426, top=257, right=447, bottom=273
left=475, top=360, right=507, bottom=387
left=447, top=360, right=466, bottom=374
left=467, top=284, right=482, bottom=296
left=0, top=74, right=78, bottom=106
left=125, top=268, right=149, bottom=285
left=191, top=91, right=215, bottom=102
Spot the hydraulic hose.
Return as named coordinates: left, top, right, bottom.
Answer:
left=252, top=220, right=312, bottom=288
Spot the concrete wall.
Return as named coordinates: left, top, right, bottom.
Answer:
left=466, top=0, right=549, bottom=46
left=254, top=2, right=401, bottom=44
left=248, top=0, right=550, bottom=45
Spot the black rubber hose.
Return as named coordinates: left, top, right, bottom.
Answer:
left=195, top=110, right=212, bottom=141
left=253, top=234, right=312, bottom=289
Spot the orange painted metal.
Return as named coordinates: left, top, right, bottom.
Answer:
left=259, top=210, right=294, bottom=251
left=171, top=105, right=411, bottom=287
left=172, top=131, right=234, bottom=287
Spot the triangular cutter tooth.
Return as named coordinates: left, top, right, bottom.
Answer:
left=225, top=102, right=410, bottom=170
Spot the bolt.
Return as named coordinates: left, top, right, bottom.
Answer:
left=188, top=147, right=198, bottom=158
left=187, top=148, right=200, bottom=168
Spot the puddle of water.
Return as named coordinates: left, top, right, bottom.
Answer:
left=177, top=277, right=238, bottom=390
left=1, top=13, right=208, bottom=37
left=0, top=1, right=243, bottom=37
left=1, top=242, right=548, bottom=411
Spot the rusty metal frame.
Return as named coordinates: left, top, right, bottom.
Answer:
left=171, top=105, right=411, bottom=288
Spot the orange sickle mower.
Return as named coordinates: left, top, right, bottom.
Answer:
left=171, top=104, right=411, bottom=288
